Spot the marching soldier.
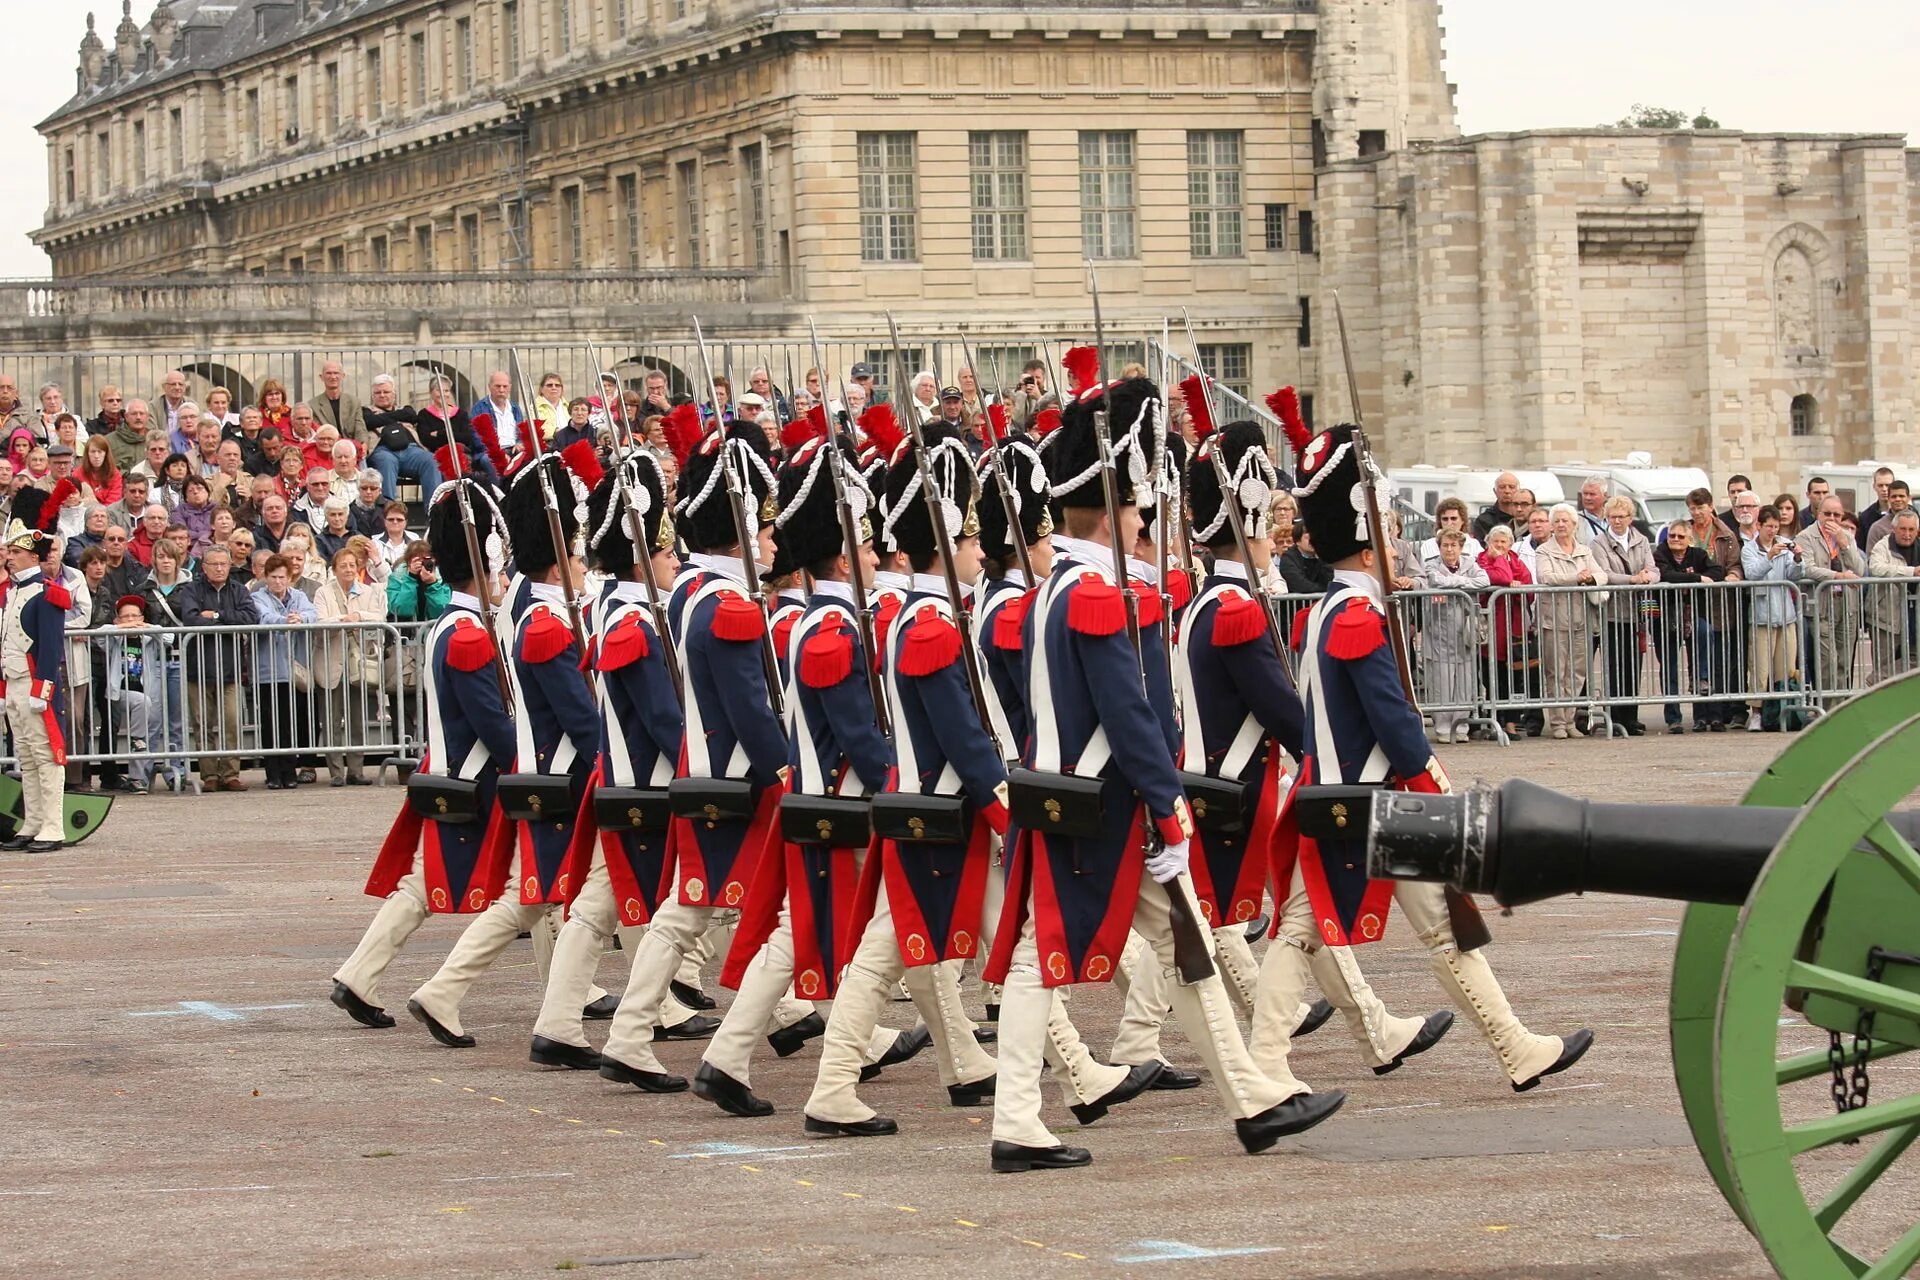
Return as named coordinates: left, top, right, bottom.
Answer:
left=985, top=371, right=1343, bottom=1173
left=801, top=426, right=1007, bottom=1136
left=405, top=454, right=604, bottom=1049
left=0, top=488, right=71, bottom=853
left=1252, top=419, right=1593, bottom=1092
left=529, top=454, right=718, bottom=1070
left=970, top=430, right=1164, bottom=1125
left=332, top=478, right=516, bottom=1027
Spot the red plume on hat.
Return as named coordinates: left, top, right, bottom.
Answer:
left=41, top=478, right=77, bottom=532
left=859, top=402, right=903, bottom=462
left=661, top=402, right=705, bottom=469
left=1032, top=407, right=1064, bottom=437
left=559, top=440, right=604, bottom=491
left=780, top=415, right=823, bottom=451
left=1266, top=386, right=1311, bottom=456
left=1062, top=346, right=1100, bottom=396
left=1179, top=375, right=1217, bottom=440
left=984, top=402, right=1009, bottom=446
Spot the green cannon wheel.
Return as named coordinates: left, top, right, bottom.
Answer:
left=1669, top=677, right=1920, bottom=1230
left=1710, top=677, right=1920, bottom=1276
left=0, top=772, right=113, bottom=845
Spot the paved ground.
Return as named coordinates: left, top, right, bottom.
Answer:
left=0, top=733, right=1899, bottom=1278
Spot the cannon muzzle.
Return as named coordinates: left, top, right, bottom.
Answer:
left=1366, top=778, right=1920, bottom=908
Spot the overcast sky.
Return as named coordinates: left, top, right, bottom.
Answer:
left=0, top=2, right=1913, bottom=279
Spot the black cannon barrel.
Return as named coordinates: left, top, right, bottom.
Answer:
left=1366, top=778, right=1920, bottom=908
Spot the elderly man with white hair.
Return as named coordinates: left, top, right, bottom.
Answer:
left=361, top=373, right=443, bottom=501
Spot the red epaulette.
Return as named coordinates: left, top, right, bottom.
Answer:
left=799, top=619, right=855, bottom=688
left=1166, top=569, right=1194, bottom=613
left=898, top=606, right=962, bottom=676
left=873, top=593, right=905, bottom=664
left=446, top=617, right=497, bottom=671
left=771, top=609, right=800, bottom=661
left=597, top=614, right=650, bottom=671
left=1212, top=591, right=1267, bottom=647
left=1131, top=581, right=1165, bottom=630
left=992, top=589, right=1033, bottom=651
left=711, top=591, right=765, bottom=642
left=579, top=636, right=597, bottom=673
left=520, top=606, right=573, bottom=664
left=1067, top=574, right=1127, bottom=636
left=42, top=582, right=71, bottom=611
left=1325, top=597, right=1388, bottom=660
left=1289, top=607, right=1311, bottom=653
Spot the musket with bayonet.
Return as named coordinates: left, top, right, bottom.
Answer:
left=1329, top=291, right=1417, bottom=705
left=1179, top=309, right=1296, bottom=682
left=592, top=345, right=683, bottom=701
left=885, top=312, right=1002, bottom=759
left=437, top=412, right=514, bottom=710
left=956, top=327, right=1036, bottom=586
left=692, top=317, right=786, bottom=719
left=807, top=316, right=891, bottom=737
left=508, top=348, right=589, bottom=657
left=1085, top=264, right=1215, bottom=986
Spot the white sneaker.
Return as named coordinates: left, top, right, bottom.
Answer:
left=1746, top=712, right=1763, bottom=732
left=1432, top=726, right=1451, bottom=744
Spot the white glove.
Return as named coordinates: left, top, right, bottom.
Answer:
left=27, top=697, right=47, bottom=714
left=1145, top=840, right=1189, bottom=885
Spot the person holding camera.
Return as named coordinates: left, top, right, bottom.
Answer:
left=385, top=541, right=449, bottom=624
left=1008, top=359, right=1058, bottom=431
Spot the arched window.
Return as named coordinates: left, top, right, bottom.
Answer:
left=1790, top=394, right=1817, bottom=438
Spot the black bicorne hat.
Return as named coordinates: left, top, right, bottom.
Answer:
left=427, top=477, right=505, bottom=587
left=1187, top=421, right=1278, bottom=550
left=975, top=436, right=1053, bottom=557
left=585, top=453, right=673, bottom=579
left=675, top=420, right=777, bottom=554
left=881, top=425, right=979, bottom=562
left=1292, top=424, right=1380, bottom=564
left=504, top=454, right=581, bottom=579
left=1047, top=375, right=1164, bottom=510
left=773, top=436, right=871, bottom=572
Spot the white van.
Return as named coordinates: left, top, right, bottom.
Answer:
left=1548, top=454, right=1710, bottom=528
left=1798, top=461, right=1913, bottom=517
left=1388, top=465, right=1566, bottom=517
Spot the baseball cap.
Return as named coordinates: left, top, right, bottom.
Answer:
left=939, top=386, right=962, bottom=401
left=849, top=363, right=875, bottom=379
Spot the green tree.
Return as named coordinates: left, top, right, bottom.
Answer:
left=1615, top=103, right=1721, bottom=130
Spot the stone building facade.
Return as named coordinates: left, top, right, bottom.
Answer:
left=1315, top=129, right=1919, bottom=490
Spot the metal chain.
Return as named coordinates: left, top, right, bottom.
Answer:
left=1831, top=948, right=1890, bottom=1139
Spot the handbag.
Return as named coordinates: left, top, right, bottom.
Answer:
left=406, top=773, right=481, bottom=825
left=496, top=772, right=582, bottom=824
left=1290, top=783, right=1379, bottom=841
left=667, top=776, right=758, bottom=823
left=1179, top=770, right=1255, bottom=837
left=1006, top=767, right=1105, bottom=840
left=870, top=791, right=971, bottom=844
left=779, top=793, right=872, bottom=848
left=592, top=785, right=672, bottom=834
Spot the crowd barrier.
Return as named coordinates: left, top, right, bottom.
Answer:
left=18, top=575, right=1920, bottom=784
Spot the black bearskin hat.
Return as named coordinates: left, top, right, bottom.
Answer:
left=1188, top=421, right=1279, bottom=550
left=675, top=421, right=776, bottom=554
left=975, top=436, right=1052, bottom=557
left=427, top=477, right=505, bottom=588
left=773, top=437, right=871, bottom=574
left=1047, top=376, right=1164, bottom=509
left=505, top=454, right=581, bottom=579
left=586, top=453, right=673, bottom=580
left=881, top=425, right=979, bottom=564
left=1293, top=424, right=1383, bottom=565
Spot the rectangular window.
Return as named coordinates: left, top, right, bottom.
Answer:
left=561, top=185, right=584, bottom=267
left=415, top=224, right=434, bottom=270
left=1297, top=295, right=1312, bottom=348
left=558, top=0, right=573, bottom=51
left=132, top=120, right=147, bottom=182
left=328, top=245, right=346, bottom=273
left=502, top=198, right=527, bottom=267
left=502, top=2, right=520, bottom=76
left=612, top=0, right=628, bottom=36
left=62, top=146, right=75, bottom=204
left=409, top=33, right=427, bottom=108
left=968, top=131, right=1028, bottom=261
left=1297, top=210, right=1315, bottom=255
left=740, top=144, right=766, bottom=268
left=95, top=131, right=110, bottom=193
left=1357, top=129, right=1388, bottom=158
left=461, top=213, right=481, bottom=272
left=453, top=19, right=473, bottom=93
left=1263, top=203, right=1289, bottom=252
left=676, top=159, right=702, bottom=267
left=864, top=348, right=926, bottom=402
left=169, top=108, right=185, bottom=173
left=287, top=254, right=305, bottom=275
left=323, top=64, right=340, bottom=130
left=969, top=346, right=1036, bottom=391
left=1300, top=393, right=1315, bottom=433
left=857, top=131, right=918, bottom=263
left=1197, top=344, right=1251, bottom=400
left=244, top=89, right=260, bottom=156
left=1187, top=131, right=1243, bottom=259
left=366, top=48, right=384, bottom=117
left=1078, top=130, right=1136, bottom=260
left=617, top=174, right=641, bottom=269
left=370, top=234, right=390, bottom=273
left=283, top=75, right=299, bottom=141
